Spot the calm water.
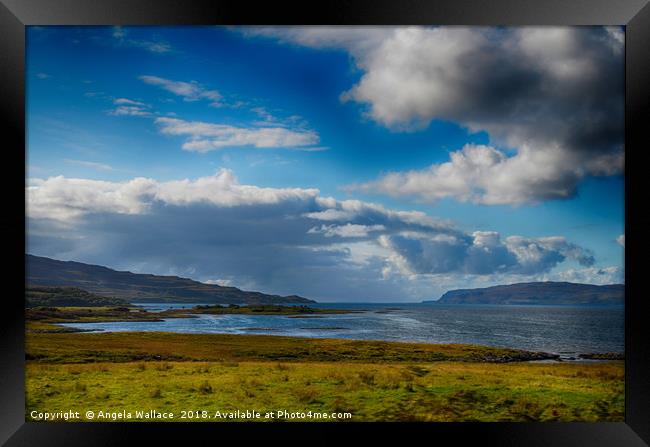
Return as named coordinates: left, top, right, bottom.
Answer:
left=58, top=302, right=624, bottom=359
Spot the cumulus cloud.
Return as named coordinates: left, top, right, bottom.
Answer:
left=27, top=169, right=318, bottom=222
left=249, top=26, right=624, bottom=205
left=154, top=117, right=320, bottom=152
left=139, top=75, right=221, bottom=106
left=617, top=234, right=625, bottom=247
left=27, top=176, right=155, bottom=222
left=305, top=197, right=457, bottom=234
left=504, top=235, right=595, bottom=273
left=350, top=143, right=623, bottom=205
left=27, top=170, right=604, bottom=300
left=377, top=231, right=594, bottom=278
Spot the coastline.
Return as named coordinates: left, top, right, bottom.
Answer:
left=25, top=304, right=624, bottom=421
left=26, top=304, right=623, bottom=361
left=25, top=330, right=624, bottom=422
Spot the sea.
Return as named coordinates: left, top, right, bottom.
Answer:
left=57, top=302, right=624, bottom=361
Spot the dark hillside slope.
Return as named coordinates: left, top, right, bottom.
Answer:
left=26, top=254, right=314, bottom=304
left=424, top=282, right=624, bottom=305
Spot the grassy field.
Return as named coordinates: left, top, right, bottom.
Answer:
left=25, top=331, right=624, bottom=422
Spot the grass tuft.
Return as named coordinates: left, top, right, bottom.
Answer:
left=198, top=381, right=213, bottom=394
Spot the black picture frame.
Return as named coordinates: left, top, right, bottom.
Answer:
left=2, top=0, right=649, bottom=445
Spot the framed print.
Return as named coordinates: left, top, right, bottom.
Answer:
left=1, top=0, right=649, bottom=445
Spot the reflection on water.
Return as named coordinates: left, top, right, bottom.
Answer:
left=60, top=303, right=624, bottom=359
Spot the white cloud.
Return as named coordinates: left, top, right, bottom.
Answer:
left=154, top=170, right=319, bottom=206
left=113, top=98, right=146, bottom=106
left=112, top=27, right=172, bottom=54
left=108, top=98, right=153, bottom=117
left=504, top=235, right=595, bottom=273
left=139, top=75, right=221, bottom=106
left=605, top=26, right=625, bottom=53
left=250, top=26, right=624, bottom=206
left=27, top=170, right=612, bottom=300
left=112, top=26, right=126, bottom=39
left=308, top=223, right=386, bottom=238
left=27, top=176, right=155, bottom=222
left=27, top=169, right=319, bottom=222
left=617, top=234, right=625, bottom=247
left=135, top=41, right=172, bottom=53
left=349, top=143, right=623, bottom=205
left=106, top=81, right=321, bottom=153
left=154, top=117, right=320, bottom=152
left=250, top=107, right=284, bottom=124
left=307, top=197, right=456, bottom=233
left=377, top=230, right=594, bottom=278
left=109, top=105, right=152, bottom=117
left=63, top=159, right=114, bottom=172
left=241, top=26, right=390, bottom=54
left=546, top=266, right=623, bottom=285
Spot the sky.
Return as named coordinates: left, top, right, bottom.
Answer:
left=26, top=26, right=625, bottom=302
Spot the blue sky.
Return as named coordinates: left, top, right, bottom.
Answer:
left=26, top=26, right=625, bottom=302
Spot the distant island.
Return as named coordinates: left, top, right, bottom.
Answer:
left=424, top=281, right=624, bottom=305
left=26, top=254, right=314, bottom=305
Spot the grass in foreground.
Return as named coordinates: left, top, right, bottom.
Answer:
left=26, top=360, right=623, bottom=422
left=25, top=331, right=623, bottom=422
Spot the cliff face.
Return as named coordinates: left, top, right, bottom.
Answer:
left=425, top=282, right=624, bottom=305
left=26, top=254, right=314, bottom=304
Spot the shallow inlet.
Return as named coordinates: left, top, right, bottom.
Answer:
left=58, top=302, right=624, bottom=361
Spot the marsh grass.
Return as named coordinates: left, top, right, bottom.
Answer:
left=25, top=332, right=558, bottom=365
left=24, top=332, right=623, bottom=422
left=25, top=359, right=624, bottom=422
left=155, top=362, right=173, bottom=371
left=358, top=371, right=376, bottom=386
left=198, top=381, right=213, bottom=394
left=295, top=387, right=319, bottom=404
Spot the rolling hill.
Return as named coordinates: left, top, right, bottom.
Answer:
left=424, top=281, right=624, bottom=305
left=26, top=286, right=130, bottom=308
left=26, top=254, right=314, bottom=304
